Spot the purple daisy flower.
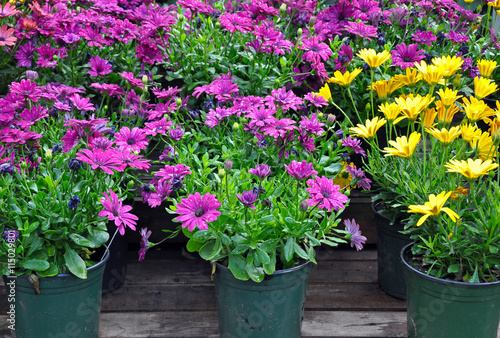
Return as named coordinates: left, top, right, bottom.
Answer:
left=305, top=176, right=348, bottom=212
left=345, top=21, right=378, bottom=40
left=264, top=87, right=304, bottom=112
left=69, top=94, right=95, bottom=112
left=346, top=165, right=372, bottom=191
left=219, top=12, right=254, bottom=34
left=248, top=164, right=271, bottom=179
left=99, top=189, right=138, bottom=235
left=76, top=149, right=123, bottom=175
left=15, top=41, right=35, bottom=67
left=304, top=93, right=328, bottom=108
left=174, top=192, right=221, bottom=231
left=9, top=79, right=42, bottom=102
left=245, top=106, right=275, bottom=129
left=445, top=31, right=469, bottom=44
left=168, top=126, right=184, bottom=141
left=341, top=136, right=366, bottom=157
left=138, top=228, right=152, bottom=261
left=300, top=36, right=333, bottom=63
left=344, top=219, right=367, bottom=251
left=114, top=149, right=151, bottom=172
left=299, top=113, right=325, bottom=136
left=147, top=181, right=173, bottom=208
left=261, top=118, right=297, bottom=139
left=237, top=190, right=258, bottom=209
left=154, top=164, right=192, bottom=184
left=412, top=31, right=436, bottom=46
left=115, top=127, right=149, bottom=152
left=88, top=56, right=112, bottom=77
left=285, top=160, right=317, bottom=180
left=391, top=43, right=425, bottom=69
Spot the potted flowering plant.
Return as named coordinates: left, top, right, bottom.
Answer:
left=138, top=69, right=371, bottom=336
left=346, top=54, right=500, bottom=336
left=0, top=76, right=150, bottom=337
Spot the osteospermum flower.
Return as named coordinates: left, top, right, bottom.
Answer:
left=357, top=49, right=392, bottom=68
left=88, top=56, right=112, bottom=77
left=445, top=158, right=499, bottom=180
left=412, top=30, right=436, bottom=46
left=285, top=160, right=317, bottom=180
left=420, top=108, right=438, bottom=128
left=0, top=25, right=16, bottom=46
left=474, top=76, right=498, bottom=100
left=299, top=113, right=325, bottom=136
left=395, top=94, right=433, bottom=122
left=305, top=176, right=348, bottom=212
left=345, top=21, right=378, bottom=40
left=391, top=43, right=425, bottom=69
left=305, top=90, right=329, bottom=107
left=349, top=117, right=386, bottom=139
left=435, top=101, right=460, bottom=126
left=76, top=149, right=123, bottom=174
left=99, top=189, right=138, bottom=235
left=383, top=132, right=421, bottom=158
left=174, top=193, right=221, bottom=231
left=138, top=228, right=152, bottom=262
left=367, top=79, right=403, bottom=100
left=261, top=118, right=297, bottom=138
left=477, top=59, right=498, bottom=78
left=237, top=190, right=258, bottom=209
left=0, top=3, right=21, bottom=18
left=379, top=102, right=403, bottom=124
left=414, top=61, right=445, bottom=85
left=115, top=127, right=149, bottom=152
left=154, top=164, right=192, bottom=183
left=431, top=56, right=463, bottom=78
left=460, top=123, right=482, bottom=142
left=394, top=67, right=421, bottom=87
left=248, top=164, right=271, bottom=179
left=341, top=136, right=366, bottom=157
left=327, top=68, right=362, bottom=87
left=408, top=191, right=459, bottom=226
left=344, top=219, right=367, bottom=251
left=300, top=36, right=333, bottom=63
left=470, top=132, right=498, bottom=161
left=425, top=126, right=462, bottom=145
left=333, top=162, right=354, bottom=189
left=461, top=96, right=495, bottom=123
left=437, top=88, right=462, bottom=107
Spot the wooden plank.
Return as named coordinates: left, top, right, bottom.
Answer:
left=97, top=284, right=405, bottom=312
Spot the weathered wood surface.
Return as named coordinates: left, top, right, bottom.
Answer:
left=0, top=247, right=410, bottom=337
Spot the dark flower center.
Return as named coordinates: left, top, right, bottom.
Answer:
left=127, top=139, right=136, bottom=145
left=194, top=208, right=204, bottom=217
left=404, top=57, right=412, bottom=62
left=321, top=191, right=330, bottom=198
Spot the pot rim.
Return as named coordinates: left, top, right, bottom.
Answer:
left=400, top=243, right=500, bottom=287
left=215, top=259, right=312, bottom=276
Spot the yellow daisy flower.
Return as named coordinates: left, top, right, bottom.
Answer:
left=425, top=126, right=462, bottom=145
left=488, top=0, right=500, bottom=9
left=327, top=68, right=363, bottom=87
left=408, top=191, right=459, bottom=226
left=367, top=78, right=404, bottom=100
left=483, top=112, right=500, bottom=142
left=474, top=76, right=498, bottom=100
left=349, top=117, right=387, bottom=139
left=470, top=131, right=498, bottom=161
left=414, top=61, right=445, bottom=85
left=477, top=59, right=498, bottom=78
left=383, top=131, right=421, bottom=158
left=395, top=94, right=434, bottom=122
left=378, top=102, right=404, bottom=124
left=333, top=162, right=354, bottom=190
left=435, top=100, right=459, bottom=125
left=420, top=108, right=438, bottom=128
left=315, top=83, right=332, bottom=101
left=357, top=49, right=392, bottom=68
left=460, top=123, right=482, bottom=142
left=394, top=67, right=421, bottom=87
left=437, top=88, right=462, bottom=108
left=445, top=158, right=499, bottom=180
left=432, top=55, right=463, bottom=78
left=461, top=96, right=495, bottom=123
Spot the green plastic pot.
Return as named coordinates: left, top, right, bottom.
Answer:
left=401, top=243, right=500, bottom=338
left=7, top=248, right=109, bottom=338
left=214, top=261, right=312, bottom=338
left=372, top=202, right=412, bottom=299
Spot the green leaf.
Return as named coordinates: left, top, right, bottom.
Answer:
left=256, top=247, right=270, bottom=265
left=263, top=252, right=276, bottom=275
left=293, top=242, right=309, bottom=260
left=186, top=239, right=203, bottom=252
left=228, top=252, right=249, bottom=280
left=324, top=163, right=343, bottom=175
left=284, top=237, right=294, bottom=262
left=469, top=265, right=480, bottom=283
left=37, top=263, right=59, bottom=277
left=64, top=247, right=87, bottom=279
left=198, top=240, right=215, bottom=260
left=246, top=260, right=264, bottom=282
left=69, top=234, right=94, bottom=248
left=18, top=259, right=50, bottom=271
left=447, top=264, right=460, bottom=274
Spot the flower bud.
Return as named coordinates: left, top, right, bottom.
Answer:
left=45, top=149, right=53, bottom=159
left=309, top=16, right=316, bottom=25
left=26, top=70, right=38, bottom=80
left=280, top=3, right=287, bottom=14
left=317, top=112, right=324, bottom=119
left=327, top=114, right=336, bottom=126
left=142, top=75, right=148, bottom=85
left=453, top=74, right=461, bottom=88
left=225, top=160, right=233, bottom=170
left=178, top=14, right=185, bottom=22
left=232, top=122, right=239, bottom=131
left=20, top=161, right=27, bottom=169
left=176, top=97, right=182, bottom=107
left=344, top=189, right=351, bottom=197
left=127, top=180, right=135, bottom=189
left=366, top=102, right=371, bottom=111
left=53, top=55, right=59, bottom=61
left=300, top=200, right=309, bottom=211
left=218, top=168, right=226, bottom=177
left=297, top=28, right=303, bottom=37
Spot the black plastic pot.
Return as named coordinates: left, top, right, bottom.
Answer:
left=101, top=222, right=128, bottom=294
left=372, top=201, right=413, bottom=299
